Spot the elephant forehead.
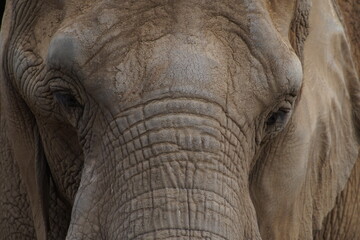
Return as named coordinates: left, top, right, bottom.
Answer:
left=134, top=35, right=231, bottom=105
left=46, top=0, right=302, bottom=107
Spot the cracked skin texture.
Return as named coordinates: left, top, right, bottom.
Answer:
left=0, top=0, right=360, bottom=239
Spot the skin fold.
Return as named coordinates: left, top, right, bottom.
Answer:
left=0, top=0, right=359, bottom=239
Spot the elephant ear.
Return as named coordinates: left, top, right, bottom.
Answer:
left=266, top=0, right=311, bottom=61
left=5, top=99, right=50, bottom=240
left=0, top=1, right=51, bottom=239
left=302, top=0, right=360, bottom=230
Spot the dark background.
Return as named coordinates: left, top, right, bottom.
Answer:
left=0, top=0, right=5, bottom=28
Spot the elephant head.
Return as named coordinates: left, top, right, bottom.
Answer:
left=0, top=0, right=359, bottom=239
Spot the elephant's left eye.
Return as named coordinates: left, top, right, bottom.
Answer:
left=266, top=108, right=291, bottom=132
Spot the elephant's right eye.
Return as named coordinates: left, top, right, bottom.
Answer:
left=51, top=89, right=84, bottom=126
left=53, top=91, right=82, bottom=108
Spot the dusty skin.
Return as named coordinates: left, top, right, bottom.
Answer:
left=0, top=0, right=360, bottom=239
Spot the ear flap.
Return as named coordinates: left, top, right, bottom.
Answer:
left=267, top=0, right=297, bottom=37
left=266, top=0, right=311, bottom=61
left=0, top=1, right=49, bottom=239
left=302, top=0, right=360, bottom=230
left=2, top=71, right=50, bottom=240
left=34, top=127, right=50, bottom=240
left=250, top=0, right=359, bottom=238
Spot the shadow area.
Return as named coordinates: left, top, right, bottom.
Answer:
left=0, top=1, right=5, bottom=29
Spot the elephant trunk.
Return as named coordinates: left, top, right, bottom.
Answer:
left=66, top=98, right=261, bottom=239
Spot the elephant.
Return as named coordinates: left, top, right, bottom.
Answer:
left=0, top=0, right=360, bottom=239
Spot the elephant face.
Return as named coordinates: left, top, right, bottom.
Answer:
left=1, top=0, right=359, bottom=239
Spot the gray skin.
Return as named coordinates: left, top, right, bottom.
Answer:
left=0, top=0, right=360, bottom=239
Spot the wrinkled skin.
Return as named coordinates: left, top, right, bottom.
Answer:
left=0, top=0, right=360, bottom=239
